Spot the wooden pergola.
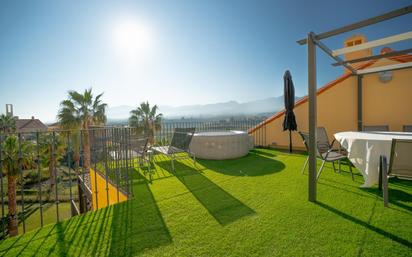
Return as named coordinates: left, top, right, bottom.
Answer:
left=297, top=5, right=412, bottom=202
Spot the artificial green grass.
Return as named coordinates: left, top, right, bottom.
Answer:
left=0, top=149, right=411, bottom=257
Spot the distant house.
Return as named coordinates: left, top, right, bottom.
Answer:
left=16, top=116, right=48, bottom=133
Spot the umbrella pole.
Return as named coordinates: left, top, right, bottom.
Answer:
left=289, top=130, right=292, bottom=153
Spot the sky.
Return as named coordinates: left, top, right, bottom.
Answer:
left=0, top=0, right=411, bottom=122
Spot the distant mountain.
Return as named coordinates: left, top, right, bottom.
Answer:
left=107, top=96, right=299, bottom=120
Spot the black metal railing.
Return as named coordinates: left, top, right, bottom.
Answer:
left=155, top=119, right=267, bottom=146
left=0, top=120, right=267, bottom=239
left=0, top=127, right=137, bottom=239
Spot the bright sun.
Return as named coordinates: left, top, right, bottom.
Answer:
left=111, top=18, right=152, bottom=61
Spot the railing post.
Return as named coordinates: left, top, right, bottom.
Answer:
left=114, top=129, right=120, bottom=203
left=0, top=134, right=5, bottom=238
left=92, top=129, right=99, bottom=210
left=67, top=131, right=74, bottom=216
left=124, top=128, right=130, bottom=197
left=80, top=129, right=87, bottom=212
left=104, top=128, right=110, bottom=206
left=36, top=132, right=43, bottom=227
left=18, top=133, right=25, bottom=234
left=52, top=131, right=60, bottom=223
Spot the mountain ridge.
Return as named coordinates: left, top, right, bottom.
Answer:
left=107, top=96, right=299, bottom=119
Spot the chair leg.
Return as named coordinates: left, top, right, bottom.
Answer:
left=171, top=157, right=175, bottom=173
left=192, top=154, right=198, bottom=169
left=378, top=158, right=383, bottom=191
left=301, top=156, right=309, bottom=174
left=380, top=155, right=389, bottom=207
left=148, top=155, right=152, bottom=182
left=316, top=160, right=326, bottom=180
left=348, top=160, right=354, bottom=181
left=332, top=162, right=337, bottom=173
left=338, top=160, right=341, bottom=173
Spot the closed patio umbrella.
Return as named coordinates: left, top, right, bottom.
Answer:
left=283, top=70, right=297, bottom=153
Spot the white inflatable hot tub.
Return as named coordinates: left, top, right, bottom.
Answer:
left=189, top=131, right=253, bottom=160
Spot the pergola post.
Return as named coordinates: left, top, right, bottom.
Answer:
left=307, top=32, right=317, bottom=202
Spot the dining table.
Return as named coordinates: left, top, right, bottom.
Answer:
left=334, top=131, right=412, bottom=187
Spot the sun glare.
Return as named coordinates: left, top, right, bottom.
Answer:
left=111, top=18, right=152, bottom=61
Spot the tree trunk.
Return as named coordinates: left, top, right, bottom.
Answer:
left=73, top=151, right=80, bottom=174
left=7, top=175, right=18, bottom=237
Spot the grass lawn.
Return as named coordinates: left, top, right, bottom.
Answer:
left=0, top=148, right=411, bottom=257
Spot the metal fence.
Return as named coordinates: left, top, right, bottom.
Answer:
left=156, top=119, right=267, bottom=146
left=0, top=127, right=137, bottom=239
left=0, top=120, right=267, bottom=239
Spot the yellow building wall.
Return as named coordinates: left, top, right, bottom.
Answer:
left=252, top=60, right=412, bottom=150
left=363, top=60, right=412, bottom=131
left=89, top=169, right=128, bottom=210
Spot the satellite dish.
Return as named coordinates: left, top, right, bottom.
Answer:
left=379, top=71, right=393, bottom=83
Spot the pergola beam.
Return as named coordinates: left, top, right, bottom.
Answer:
left=332, top=48, right=412, bottom=66
left=312, top=37, right=357, bottom=74
left=357, top=62, right=412, bottom=75
left=332, top=31, right=412, bottom=56
left=297, top=5, right=412, bottom=45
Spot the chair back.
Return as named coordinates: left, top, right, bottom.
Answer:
left=169, top=128, right=195, bottom=152
left=298, top=131, right=321, bottom=158
left=316, top=127, right=331, bottom=153
left=363, top=125, right=389, bottom=132
left=130, top=137, right=149, bottom=154
left=403, top=125, right=412, bottom=132
left=389, top=139, right=412, bottom=179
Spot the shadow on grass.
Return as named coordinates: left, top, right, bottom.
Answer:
left=360, top=179, right=412, bottom=212
left=156, top=160, right=255, bottom=225
left=0, top=171, right=171, bottom=256
left=316, top=201, right=412, bottom=249
left=197, top=150, right=285, bottom=177
left=108, top=171, right=172, bottom=257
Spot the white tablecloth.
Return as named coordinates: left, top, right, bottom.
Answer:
left=334, top=131, right=412, bottom=187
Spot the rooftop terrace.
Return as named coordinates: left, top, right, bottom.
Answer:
left=0, top=148, right=411, bottom=257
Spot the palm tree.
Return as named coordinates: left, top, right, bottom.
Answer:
left=129, top=102, right=162, bottom=144
left=0, top=114, right=16, bottom=134
left=57, top=88, right=107, bottom=175
left=39, top=133, right=65, bottom=191
left=1, top=136, right=34, bottom=236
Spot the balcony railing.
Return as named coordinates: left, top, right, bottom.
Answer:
left=0, top=119, right=267, bottom=239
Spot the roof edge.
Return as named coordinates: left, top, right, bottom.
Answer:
left=248, top=59, right=378, bottom=134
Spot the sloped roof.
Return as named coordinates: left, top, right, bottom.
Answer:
left=249, top=49, right=412, bottom=133
left=16, top=118, right=48, bottom=132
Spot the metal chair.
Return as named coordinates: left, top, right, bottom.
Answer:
left=379, top=139, right=412, bottom=207
left=152, top=128, right=196, bottom=172
left=316, top=127, right=335, bottom=154
left=299, top=131, right=354, bottom=181
left=363, top=125, right=389, bottom=132
left=403, top=125, right=412, bottom=132
left=130, top=137, right=151, bottom=173
left=317, top=127, right=349, bottom=173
